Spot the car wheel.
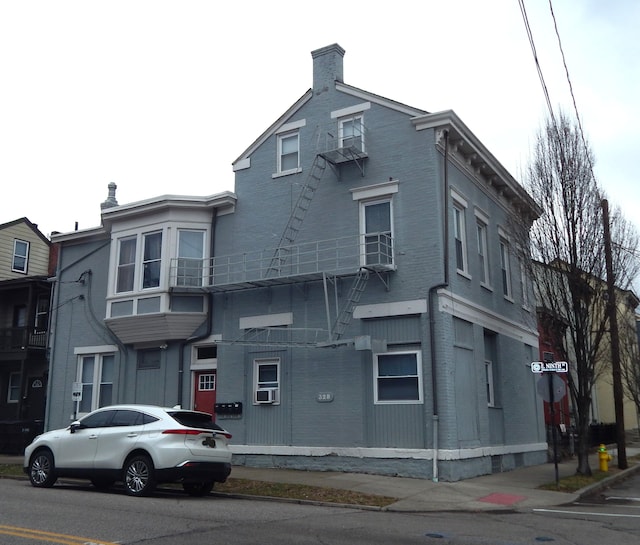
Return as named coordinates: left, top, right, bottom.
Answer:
left=91, top=478, right=115, bottom=490
left=29, top=450, right=57, bottom=488
left=183, top=481, right=214, bottom=497
left=123, top=455, right=156, bottom=497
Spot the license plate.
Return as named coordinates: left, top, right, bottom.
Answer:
left=202, top=436, right=216, bottom=448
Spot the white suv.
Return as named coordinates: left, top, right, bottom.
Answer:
left=24, top=405, right=232, bottom=497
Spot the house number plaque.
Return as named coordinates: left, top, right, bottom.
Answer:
left=316, top=392, right=334, bottom=403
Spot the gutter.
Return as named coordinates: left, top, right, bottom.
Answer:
left=428, top=129, right=450, bottom=482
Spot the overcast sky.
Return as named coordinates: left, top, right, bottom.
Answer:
left=1, top=1, right=638, bottom=239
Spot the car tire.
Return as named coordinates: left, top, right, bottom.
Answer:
left=123, top=455, right=156, bottom=497
left=91, top=478, right=115, bottom=490
left=28, top=450, right=57, bottom=488
left=183, top=481, right=214, bottom=497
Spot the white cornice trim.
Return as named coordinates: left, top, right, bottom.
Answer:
left=438, top=289, right=539, bottom=346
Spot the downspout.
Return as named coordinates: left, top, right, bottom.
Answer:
left=428, top=129, right=450, bottom=482
left=177, top=209, right=217, bottom=408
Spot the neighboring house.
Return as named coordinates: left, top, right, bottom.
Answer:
left=0, top=218, right=55, bottom=453
left=45, top=44, right=545, bottom=481
left=590, top=289, right=640, bottom=433
left=534, top=259, right=640, bottom=446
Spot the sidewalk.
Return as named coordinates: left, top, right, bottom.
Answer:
left=4, top=447, right=639, bottom=512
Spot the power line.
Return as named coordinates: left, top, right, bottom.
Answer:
left=547, top=0, right=597, bottom=180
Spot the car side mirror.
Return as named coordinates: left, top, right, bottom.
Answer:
left=69, top=421, right=81, bottom=434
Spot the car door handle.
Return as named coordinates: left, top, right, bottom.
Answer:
left=89, top=434, right=98, bottom=440
left=127, top=433, right=138, bottom=437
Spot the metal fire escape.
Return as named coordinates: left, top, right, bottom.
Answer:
left=267, top=154, right=328, bottom=276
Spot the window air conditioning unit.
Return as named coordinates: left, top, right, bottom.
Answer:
left=255, top=388, right=277, bottom=404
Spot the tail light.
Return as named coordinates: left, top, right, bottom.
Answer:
left=163, top=429, right=232, bottom=439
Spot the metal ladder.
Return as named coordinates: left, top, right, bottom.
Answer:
left=266, top=154, right=328, bottom=276
left=331, top=268, right=369, bottom=340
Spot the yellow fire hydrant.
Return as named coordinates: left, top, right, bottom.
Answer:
left=598, top=444, right=612, bottom=472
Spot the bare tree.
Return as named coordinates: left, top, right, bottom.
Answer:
left=518, top=111, right=639, bottom=475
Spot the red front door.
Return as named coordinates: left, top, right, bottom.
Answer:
left=193, top=371, right=217, bottom=419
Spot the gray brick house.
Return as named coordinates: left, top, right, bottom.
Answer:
left=46, top=44, right=545, bottom=481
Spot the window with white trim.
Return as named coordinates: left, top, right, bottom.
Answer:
left=476, top=219, right=490, bottom=286
left=7, top=373, right=20, bottom=403
left=77, top=353, right=114, bottom=414
left=485, top=359, right=495, bottom=407
left=499, top=236, right=512, bottom=299
left=115, top=231, right=163, bottom=293
left=253, top=358, right=280, bottom=404
left=453, top=202, right=468, bottom=274
left=339, top=115, right=364, bottom=152
left=12, top=239, right=29, bottom=273
left=277, top=131, right=299, bottom=173
left=361, top=199, right=393, bottom=266
left=374, top=351, right=423, bottom=404
left=142, top=231, right=162, bottom=289
left=116, top=236, right=136, bottom=293
left=177, top=229, right=205, bottom=287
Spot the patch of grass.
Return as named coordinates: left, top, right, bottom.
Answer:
left=538, top=470, right=615, bottom=493
left=0, top=464, right=22, bottom=477
left=0, top=464, right=395, bottom=507
left=215, top=478, right=397, bottom=507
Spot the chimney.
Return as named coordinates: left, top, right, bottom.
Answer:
left=101, top=182, right=119, bottom=210
left=311, top=44, right=345, bottom=94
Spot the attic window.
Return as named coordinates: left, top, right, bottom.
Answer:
left=278, top=132, right=299, bottom=173
left=12, top=239, right=29, bottom=273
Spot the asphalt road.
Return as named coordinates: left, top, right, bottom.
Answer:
left=2, top=478, right=640, bottom=545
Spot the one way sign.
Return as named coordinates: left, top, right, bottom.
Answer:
left=531, top=361, right=568, bottom=373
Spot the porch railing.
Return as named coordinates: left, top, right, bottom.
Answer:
left=0, top=328, right=47, bottom=352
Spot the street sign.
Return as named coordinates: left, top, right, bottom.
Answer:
left=530, top=361, right=568, bottom=373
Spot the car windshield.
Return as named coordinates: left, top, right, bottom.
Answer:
left=168, top=411, right=225, bottom=431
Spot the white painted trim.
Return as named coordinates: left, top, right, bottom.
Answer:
left=350, top=180, right=399, bottom=201
left=233, top=158, right=251, bottom=172
left=331, top=102, right=371, bottom=119
left=438, top=289, right=538, bottom=346
left=240, top=312, right=293, bottom=329
left=229, top=442, right=547, bottom=460
left=354, top=299, right=427, bottom=319
left=450, top=187, right=468, bottom=208
left=74, top=345, right=118, bottom=355
left=275, top=119, right=306, bottom=134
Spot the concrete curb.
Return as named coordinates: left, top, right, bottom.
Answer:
left=575, top=461, right=640, bottom=500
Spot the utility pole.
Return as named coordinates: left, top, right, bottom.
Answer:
left=602, top=199, right=628, bottom=469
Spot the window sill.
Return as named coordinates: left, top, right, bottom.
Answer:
left=272, top=168, right=302, bottom=179
left=456, top=269, right=471, bottom=281
left=480, top=282, right=493, bottom=292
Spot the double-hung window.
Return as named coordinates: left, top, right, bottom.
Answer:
left=374, top=351, right=423, bottom=403
left=485, top=360, right=495, bottom=407
left=499, top=235, right=512, bottom=299
left=476, top=218, right=490, bottom=286
left=116, top=237, right=136, bottom=293
left=142, top=232, right=162, bottom=289
left=453, top=198, right=468, bottom=275
left=115, top=231, right=163, bottom=293
left=76, top=352, right=115, bottom=414
left=176, top=230, right=205, bottom=287
left=339, top=115, right=364, bottom=152
left=12, top=239, right=29, bottom=273
left=362, top=199, right=393, bottom=266
left=277, top=131, right=299, bottom=173
left=7, top=373, right=20, bottom=403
